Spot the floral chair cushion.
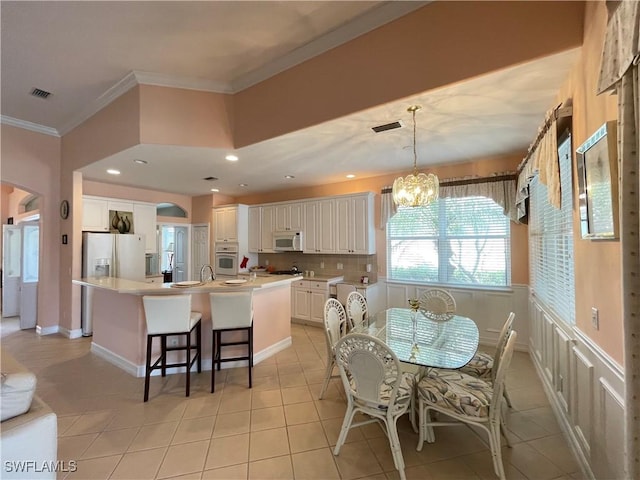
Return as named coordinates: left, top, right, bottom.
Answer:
left=417, top=368, right=493, bottom=418
left=459, top=352, right=494, bottom=379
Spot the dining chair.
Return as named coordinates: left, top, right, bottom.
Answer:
left=209, top=291, right=253, bottom=393
left=336, top=282, right=356, bottom=306
left=419, top=288, right=456, bottom=322
left=460, top=312, right=515, bottom=407
left=142, top=295, right=202, bottom=402
left=319, top=298, right=347, bottom=400
left=345, top=290, right=368, bottom=331
left=416, top=330, right=518, bottom=480
left=333, top=333, right=415, bottom=480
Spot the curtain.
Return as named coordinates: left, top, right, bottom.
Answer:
left=379, top=186, right=396, bottom=230
left=440, top=176, right=518, bottom=222
left=597, top=1, right=640, bottom=478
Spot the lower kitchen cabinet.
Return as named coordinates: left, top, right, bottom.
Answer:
left=291, top=280, right=330, bottom=324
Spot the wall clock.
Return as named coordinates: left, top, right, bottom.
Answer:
left=60, top=200, right=69, bottom=219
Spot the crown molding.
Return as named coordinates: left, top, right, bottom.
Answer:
left=0, top=115, right=60, bottom=137
left=133, top=71, right=233, bottom=94
left=57, top=71, right=139, bottom=136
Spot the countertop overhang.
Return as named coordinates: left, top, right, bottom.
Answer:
left=73, top=274, right=299, bottom=295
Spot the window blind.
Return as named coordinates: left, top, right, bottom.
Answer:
left=529, top=134, right=576, bottom=324
left=387, top=197, right=511, bottom=287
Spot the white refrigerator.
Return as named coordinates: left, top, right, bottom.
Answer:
left=81, top=232, right=145, bottom=336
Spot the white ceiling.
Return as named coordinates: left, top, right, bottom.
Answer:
left=1, top=1, right=579, bottom=197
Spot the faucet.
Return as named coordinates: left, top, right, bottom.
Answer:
left=200, top=264, right=215, bottom=283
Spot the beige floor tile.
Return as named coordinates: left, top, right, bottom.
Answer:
left=284, top=402, right=320, bottom=426
left=57, top=415, right=81, bottom=436
left=457, top=450, right=528, bottom=480
left=109, top=447, right=167, bottom=480
left=503, top=442, right=564, bottom=480
left=281, top=385, right=313, bottom=405
left=321, top=418, right=365, bottom=446
left=161, top=471, right=203, bottom=479
left=279, top=373, right=307, bottom=388
left=172, top=415, right=216, bottom=444
left=128, top=421, right=180, bottom=452
left=251, top=389, right=283, bottom=409
left=66, top=454, right=122, bottom=480
left=251, top=374, right=281, bottom=391
left=202, top=463, right=248, bottom=480
left=421, top=458, right=481, bottom=479
left=249, top=427, right=291, bottom=461
left=252, top=363, right=279, bottom=378
left=205, top=433, right=250, bottom=470
left=81, top=426, right=139, bottom=459
left=182, top=395, right=222, bottom=419
left=251, top=406, right=286, bottom=431
left=142, top=402, right=188, bottom=425
left=212, top=411, right=251, bottom=437
left=58, top=433, right=100, bottom=462
left=332, top=440, right=384, bottom=479
left=277, top=363, right=303, bottom=376
left=528, top=434, right=582, bottom=474
left=506, top=411, right=557, bottom=442
left=291, top=447, right=340, bottom=479
left=64, top=410, right=114, bottom=436
left=314, top=398, right=347, bottom=420
left=248, top=455, right=294, bottom=480
left=367, top=434, right=423, bottom=472
left=156, top=440, right=209, bottom=479
left=287, top=421, right=328, bottom=453
left=218, top=390, right=252, bottom=414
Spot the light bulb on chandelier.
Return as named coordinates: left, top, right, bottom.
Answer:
left=392, top=105, right=439, bottom=207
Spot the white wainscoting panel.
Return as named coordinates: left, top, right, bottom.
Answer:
left=572, top=346, right=594, bottom=458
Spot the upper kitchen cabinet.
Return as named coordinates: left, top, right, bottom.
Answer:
left=82, top=196, right=109, bottom=232
left=133, top=202, right=157, bottom=253
left=304, top=199, right=335, bottom=253
left=248, top=205, right=275, bottom=253
left=335, top=193, right=375, bottom=254
left=214, top=204, right=249, bottom=243
left=275, top=203, right=304, bottom=232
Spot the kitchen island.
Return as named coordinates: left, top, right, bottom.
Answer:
left=72, top=275, right=298, bottom=377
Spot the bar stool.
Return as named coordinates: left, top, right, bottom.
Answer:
left=209, top=291, right=254, bottom=393
left=142, top=295, right=202, bottom=402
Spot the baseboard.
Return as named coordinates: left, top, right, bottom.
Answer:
left=57, top=326, right=84, bottom=339
left=92, top=336, right=293, bottom=378
left=36, top=324, right=59, bottom=336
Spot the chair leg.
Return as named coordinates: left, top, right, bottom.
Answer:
left=503, top=385, right=513, bottom=408
left=318, top=357, right=335, bottom=400
left=144, top=335, right=153, bottom=402
left=490, top=420, right=507, bottom=480
left=333, top=404, right=356, bottom=455
left=196, top=322, right=202, bottom=373
left=387, top=416, right=406, bottom=479
left=185, top=329, right=191, bottom=397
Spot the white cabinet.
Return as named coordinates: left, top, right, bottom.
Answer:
left=214, top=206, right=239, bottom=242
left=133, top=203, right=157, bottom=253
left=248, top=206, right=275, bottom=253
left=145, top=275, right=164, bottom=284
left=291, top=280, right=330, bottom=324
left=303, top=199, right=335, bottom=253
left=275, top=203, right=304, bottom=231
left=108, top=200, right=134, bottom=214
left=335, top=193, right=375, bottom=254
left=82, top=197, right=109, bottom=231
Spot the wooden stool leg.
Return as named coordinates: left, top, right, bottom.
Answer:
left=144, top=335, right=153, bottom=402
left=185, top=330, right=191, bottom=397
left=248, top=325, right=253, bottom=388
left=196, top=322, right=202, bottom=373
left=211, top=330, right=217, bottom=393
left=161, top=335, right=167, bottom=377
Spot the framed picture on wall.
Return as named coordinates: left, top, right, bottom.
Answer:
left=576, top=121, right=618, bottom=240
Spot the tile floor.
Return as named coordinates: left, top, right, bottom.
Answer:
left=1, top=318, right=585, bottom=480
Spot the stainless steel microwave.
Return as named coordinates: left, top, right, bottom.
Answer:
left=273, top=231, right=303, bottom=251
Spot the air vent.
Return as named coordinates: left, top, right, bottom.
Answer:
left=203, top=176, right=218, bottom=181
left=372, top=120, right=402, bottom=133
left=30, top=88, right=52, bottom=99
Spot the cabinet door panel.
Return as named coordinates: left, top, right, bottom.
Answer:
left=318, top=199, right=335, bottom=253
left=335, top=197, right=351, bottom=254
left=261, top=206, right=275, bottom=252
left=289, top=203, right=304, bottom=231
left=133, top=203, right=157, bottom=253
left=310, top=290, right=327, bottom=324
left=293, top=287, right=311, bottom=319
left=82, top=198, right=109, bottom=231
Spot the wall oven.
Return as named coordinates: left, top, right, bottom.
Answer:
left=214, top=243, right=238, bottom=276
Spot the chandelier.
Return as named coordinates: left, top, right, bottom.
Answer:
left=392, top=105, right=439, bottom=207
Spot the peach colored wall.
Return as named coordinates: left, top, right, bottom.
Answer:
left=236, top=154, right=529, bottom=285
left=555, top=1, right=622, bottom=363
left=139, top=85, right=234, bottom=148
left=1, top=124, right=61, bottom=329
left=233, top=1, right=585, bottom=147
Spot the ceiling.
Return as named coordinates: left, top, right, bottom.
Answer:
left=1, top=1, right=579, bottom=197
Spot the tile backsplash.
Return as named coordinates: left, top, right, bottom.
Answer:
left=257, top=252, right=377, bottom=284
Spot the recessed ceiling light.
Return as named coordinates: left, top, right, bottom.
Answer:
left=225, top=154, right=239, bottom=161
left=285, top=175, right=295, bottom=179
left=239, top=183, right=248, bottom=187
left=346, top=174, right=356, bottom=179
left=107, top=169, right=121, bottom=175
left=133, top=159, right=147, bottom=165
left=210, top=188, right=219, bottom=192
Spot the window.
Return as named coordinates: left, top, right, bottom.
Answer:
left=529, top=134, right=575, bottom=324
left=387, top=196, right=511, bottom=287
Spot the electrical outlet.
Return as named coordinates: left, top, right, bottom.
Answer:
left=337, top=263, right=343, bottom=270
left=591, top=307, right=599, bottom=330
left=170, top=337, right=179, bottom=346
left=366, top=264, right=372, bottom=273
left=265, top=259, right=269, bottom=266
left=320, top=261, right=325, bottom=269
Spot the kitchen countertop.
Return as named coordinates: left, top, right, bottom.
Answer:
left=73, top=274, right=299, bottom=295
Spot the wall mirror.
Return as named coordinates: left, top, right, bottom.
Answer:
left=576, top=121, right=618, bottom=240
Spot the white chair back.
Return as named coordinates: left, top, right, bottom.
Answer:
left=324, top=298, right=347, bottom=351
left=491, top=312, right=515, bottom=383
left=143, top=295, right=193, bottom=334
left=210, top=291, right=253, bottom=329
left=419, top=288, right=456, bottom=322
left=345, top=291, right=368, bottom=330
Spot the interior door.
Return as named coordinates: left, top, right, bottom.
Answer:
left=191, top=224, right=209, bottom=281
left=173, top=226, right=189, bottom=283
left=2, top=225, right=21, bottom=317
left=20, top=222, right=39, bottom=329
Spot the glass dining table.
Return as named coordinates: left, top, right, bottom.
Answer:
left=351, top=307, right=479, bottom=369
